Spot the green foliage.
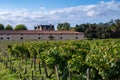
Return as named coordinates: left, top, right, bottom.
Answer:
left=86, top=40, right=120, bottom=79
left=1, top=39, right=120, bottom=79
left=75, top=24, right=88, bottom=32
left=14, top=24, right=28, bottom=30
left=5, top=24, right=13, bottom=30
left=75, top=19, right=120, bottom=39
left=57, top=22, right=70, bottom=30
left=0, top=24, right=5, bottom=30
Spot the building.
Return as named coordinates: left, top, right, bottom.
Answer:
left=0, top=25, right=84, bottom=41
left=34, top=24, right=55, bottom=31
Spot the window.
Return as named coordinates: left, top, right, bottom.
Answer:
left=48, top=35, right=54, bottom=40
left=7, top=34, right=9, bottom=36
left=1, top=34, right=3, bottom=36
left=76, top=37, right=78, bottom=39
left=1, top=37, right=3, bottom=40
left=20, top=37, right=23, bottom=40
left=60, top=37, right=62, bottom=39
left=38, top=37, right=41, bottom=39
left=60, top=34, right=62, bottom=35
left=7, top=37, right=10, bottom=40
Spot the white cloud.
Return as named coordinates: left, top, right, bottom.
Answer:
left=86, top=11, right=99, bottom=16
left=0, top=0, right=120, bottom=29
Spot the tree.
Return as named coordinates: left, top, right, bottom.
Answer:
left=57, top=23, right=63, bottom=30
left=84, top=23, right=97, bottom=39
left=111, top=19, right=120, bottom=38
left=0, top=24, right=5, bottom=30
left=75, top=24, right=89, bottom=32
left=5, top=24, right=13, bottom=30
left=69, top=27, right=75, bottom=31
left=57, top=22, right=70, bottom=30
left=14, top=24, right=28, bottom=30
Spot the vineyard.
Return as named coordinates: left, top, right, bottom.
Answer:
left=0, top=39, right=120, bottom=80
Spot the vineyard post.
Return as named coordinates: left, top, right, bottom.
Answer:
left=33, top=55, right=36, bottom=70
left=42, top=59, right=49, bottom=78
left=31, top=70, right=34, bottom=80
left=38, top=61, right=42, bottom=74
left=68, top=63, right=71, bottom=80
left=87, top=68, right=90, bottom=80
left=55, top=64, right=60, bottom=80
left=38, top=61, right=44, bottom=80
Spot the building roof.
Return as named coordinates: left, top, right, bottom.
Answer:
left=0, top=30, right=84, bottom=35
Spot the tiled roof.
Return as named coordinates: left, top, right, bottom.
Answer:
left=0, top=30, right=84, bottom=35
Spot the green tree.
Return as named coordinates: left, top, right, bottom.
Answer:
left=14, top=24, right=28, bottom=30
left=0, top=24, right=5, bottom=30
left=5, top=24, right=13, bottom=30
left=75, top=24, right=89, bottom=32
left=84, top=23, right=97, bottom=39
left=57, top=23, right=63, bottom=30
left=57, top=22, right=70, bottom=30
left=111, top=19, right=120, bottom=38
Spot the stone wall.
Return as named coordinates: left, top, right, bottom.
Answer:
left=0, top=33, right=84, bottom=41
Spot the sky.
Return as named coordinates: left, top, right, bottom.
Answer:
left=0, top=0, right=120, bottom=29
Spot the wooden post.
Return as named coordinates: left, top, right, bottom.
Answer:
left=38, top=62, right=42, bottom=74
left=42, top=60, right=49, bottom=78
left=87, top=68, right=90, bottom=80
left=19, top=73, right=22, bottom=79
left=68, top=63, right=71, bottom=80
left=31, top=71, right=34, bottom=80
left=55, top=65, right=60, bottom=80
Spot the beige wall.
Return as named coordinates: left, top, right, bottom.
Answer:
left=0, top=34, right=84, bottom=41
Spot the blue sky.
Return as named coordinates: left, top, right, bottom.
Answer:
left=0, top=0, right=120, bottom=29
left=0, top=0, right=113, bottom=10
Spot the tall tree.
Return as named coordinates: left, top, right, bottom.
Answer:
left=14, top=24, right=28, bottom=30
left=85, top=23, right=97, bottom=39
left=112, top=19, right=120, bottom=38
left=5, top=24, right=13, bottom=30
left=57, top=23, right=63, bottom=30
left=0, top=24, right=5, bottom=30
left=75, top=24, right=89, bottom=32
left=57, top=22, right=70, bottom=30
